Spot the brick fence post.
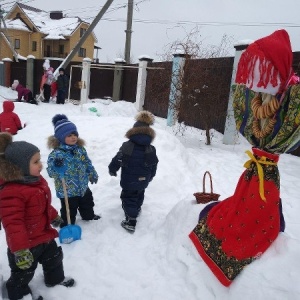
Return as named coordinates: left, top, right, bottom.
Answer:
left=112, top=58, right=125, bottom=102
left=80, top=57, right=92, bottom=105
left=223, top=41, right=251, bottom=144
left=135, top=55, right=153, bottom=111
left=167, top=52, right=186, bottom=126
left=26, top=55, right=35, bottom=93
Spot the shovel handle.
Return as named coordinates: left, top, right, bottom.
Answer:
left=61, top=178, right=71, bottom=225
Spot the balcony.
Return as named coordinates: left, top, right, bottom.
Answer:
left=44, top=51, right=68, bottom=58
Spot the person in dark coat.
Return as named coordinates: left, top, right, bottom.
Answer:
left=0, top=101, right=23, bottom=135
left=108, top=111, right=159, bottom=233
left=11, top=80, right=36, bottom=104
left=56, top=68, right=69, bottom=104
left=0, top=133, right=75, bottom=300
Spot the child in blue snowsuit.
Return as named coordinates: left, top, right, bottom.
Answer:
left=108, top=111, right=158, bottom=232
left=47, top=114, right=100, bottom=227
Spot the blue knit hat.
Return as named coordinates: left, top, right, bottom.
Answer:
left=52, top=114, right=78, bottom=143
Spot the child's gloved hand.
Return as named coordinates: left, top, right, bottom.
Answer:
left=14, top=249, right=34, bottom=270
left=51, top=215, right=64, bottom=228
left=53, top=158, right=67, bottom=179
left=89, top=174, right=98, bottom=184
left=109, top=171, right=117, bottom=177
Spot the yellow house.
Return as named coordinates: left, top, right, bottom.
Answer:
left=0, top=2, right=98, bottom=62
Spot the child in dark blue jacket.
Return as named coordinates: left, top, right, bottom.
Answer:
left=108, top=111, right=158, bottom=233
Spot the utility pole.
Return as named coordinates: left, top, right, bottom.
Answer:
left=54, top=0, right=114, bottom=77
left=124, top=0, right=134, bottom=64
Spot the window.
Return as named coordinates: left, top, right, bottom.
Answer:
left=80, top=28, right=86, bottom=37
left=14, top=39, right=20, bottom=49
left=59, top=45, right=64, bottom=55
left=78, top=47, right=86, bottom=57
left=32, top=41, right=37, bottom=51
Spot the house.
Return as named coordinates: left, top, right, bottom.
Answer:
left=0, top=2, right=98, bottom=62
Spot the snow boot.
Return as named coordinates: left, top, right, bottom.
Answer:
left=46, top=277, right=75, bottom=288
left=121, top=217, right=137, bottom=233
left=92, top=214, right=101, bottom=220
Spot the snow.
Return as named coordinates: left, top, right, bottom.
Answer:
left=6, top=5, right=81, bottom=39
left=0, top=86, right=300, bottom=300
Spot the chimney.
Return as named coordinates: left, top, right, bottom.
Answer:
left=50, top=11, right=63, bottom=20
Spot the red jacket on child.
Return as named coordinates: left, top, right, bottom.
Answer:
left=0, top=101, right=22, bottom=135
left=0, top=176, right=58, bottom=252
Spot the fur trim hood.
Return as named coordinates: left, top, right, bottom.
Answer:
left=0, top=133, right=23, bottom=181
left=125, top=111, right=156, bottom=141
left=47, top=135, right=85, bottom=149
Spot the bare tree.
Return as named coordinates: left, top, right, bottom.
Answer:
left=158, top=27, right=234, bottom=145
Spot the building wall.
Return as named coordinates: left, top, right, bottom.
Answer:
left=1, top=6, right=96, bottom=62
left=69, top=24, right=95, bottom=61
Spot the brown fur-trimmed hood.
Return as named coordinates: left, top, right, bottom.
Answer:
left=125, top=126, right=156, bottom=142
left=47, top=135, right=85, bottom=149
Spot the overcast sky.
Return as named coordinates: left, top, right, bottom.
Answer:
left=3, top=0, right=300, bottom=63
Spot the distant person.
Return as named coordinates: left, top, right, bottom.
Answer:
left=11, top=80, right=37, bottom=104
left=108, top=111, right=159, bottom=233
left=42, top=67, right=54, bottom=103
left=0, top=133, right=75, bottom=300
left=0, top=100, right=24, bottom=135
left=56, top=68, right=69, bottom=104
left=47, top=114, right=100, bottom=227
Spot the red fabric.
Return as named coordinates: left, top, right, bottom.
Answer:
left=51, top=82, right=57, bottom=97
left=40, top=74, right=47, bottom=91
left=189, top=148, right=281, bottom=285
left=0, top=176, right=58, bottom=252
left=0, top=101, right=22, bottom=135
left=236, top=29, right=293, bottom=93
left=189, top=231, right=232, bottom=286
left=15, top=84, right=32, bottom=102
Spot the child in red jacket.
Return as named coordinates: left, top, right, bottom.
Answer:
left=0, top=101, right=23, bottom=135
left=0, top=133, right=75, bottom=300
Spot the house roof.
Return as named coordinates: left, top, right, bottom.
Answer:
left=5, top=2, right=97, bottom=41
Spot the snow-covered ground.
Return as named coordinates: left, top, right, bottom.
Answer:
left=0, top=86, right=300, bottom=300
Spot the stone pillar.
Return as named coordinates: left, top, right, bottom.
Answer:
left=80, top=57, right=92, bottom=105
left=223, top=42, right=251, bottom=145
left=167, top=53, right=186, bottom=126
left=135, top=55, right=153, bottom=111
left=26, top=55, right=35, bottom=92
left=2, top=58, right=12, bottom=87
left=112, top=58, right=125, bottom=102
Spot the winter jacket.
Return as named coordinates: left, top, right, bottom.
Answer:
left=0, top=176, right=58, bottom=252
left=57, top=74, right=69, bottom=91
left=47, top=136, right=98, bottom=198
left=15, top=84, right=32, bottom=101
left=109, top=126, right=158, bottom=190
left=0, top=101, right=22, bottom=135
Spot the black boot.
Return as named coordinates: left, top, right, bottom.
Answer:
left=121, top=217, right=137, bottom=233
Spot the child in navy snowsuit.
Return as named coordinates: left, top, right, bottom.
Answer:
left=108, top=111, right=158, bottom=232
left=47, top=114, right=100, bottom=228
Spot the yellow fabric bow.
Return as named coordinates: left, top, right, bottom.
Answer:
left=244, top=150, right=277, bottom=201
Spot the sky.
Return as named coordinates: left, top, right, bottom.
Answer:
left=2, top=0, right=300, bottom=63
left=0, top=86, right=300, bottom=299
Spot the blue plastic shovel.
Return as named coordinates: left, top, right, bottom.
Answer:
left=59, top=178, right=82, bottom=244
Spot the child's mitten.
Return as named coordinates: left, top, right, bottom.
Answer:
left=14, top=249, right=34, bottom=270
left=51, top=215, right=64, bottom=227
left=53, top=158, right=67, bottom=179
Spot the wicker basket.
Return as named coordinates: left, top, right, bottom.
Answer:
left=193, top=171, right=220, bottom=204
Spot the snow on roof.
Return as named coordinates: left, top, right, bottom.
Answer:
left=5, top=18, right=30, bottom=32
left=6, top=3, right=82, bottom=39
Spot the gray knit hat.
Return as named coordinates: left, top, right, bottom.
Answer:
left=5, top=141, right=40, bottom=176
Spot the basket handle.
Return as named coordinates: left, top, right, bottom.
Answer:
left=203, top=171, right=213, bottom=194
